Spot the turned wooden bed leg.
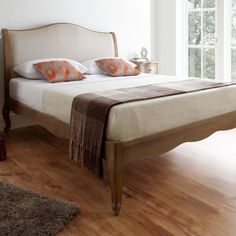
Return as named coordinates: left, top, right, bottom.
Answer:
left=107, top=143, right=125, bottom=216
left=0, top=136, right=7, bottom=161
left=2, top=103, right=11, bottom=135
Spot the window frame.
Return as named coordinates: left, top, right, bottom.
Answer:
left=223, top=0, right=231, bottom=82
left=187, top=1, right=217, bottom=80
left=176, top=0, right=229, bottom=82
left=230, top=0, right=236, bottom=81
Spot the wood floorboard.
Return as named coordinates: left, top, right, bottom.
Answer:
left=1, top=125, right=236, bottom=236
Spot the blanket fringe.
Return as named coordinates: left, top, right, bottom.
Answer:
left=69, top=140, right=103, bottom=178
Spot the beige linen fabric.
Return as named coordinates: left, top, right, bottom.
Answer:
left=42, top=74, right=236, bottom=142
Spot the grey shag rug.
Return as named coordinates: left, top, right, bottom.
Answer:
left=0, top=181, right=80, bottom=236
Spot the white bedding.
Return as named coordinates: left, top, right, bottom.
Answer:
left=10, top=74, right=236, bottom=142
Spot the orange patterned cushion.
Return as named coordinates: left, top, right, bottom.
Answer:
left=34, top=61, right=85, bottom=82
left=95, top=58, right=139, bottom=77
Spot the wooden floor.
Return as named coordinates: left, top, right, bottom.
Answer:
left=1, top=126, right=236, bottom=236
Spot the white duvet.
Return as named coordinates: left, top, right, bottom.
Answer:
left=10, top=74, right=236, bottom=142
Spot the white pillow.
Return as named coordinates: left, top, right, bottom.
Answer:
left=82, top=57, right=137, bottom=75
left=13, top=58, right=88, bottom=79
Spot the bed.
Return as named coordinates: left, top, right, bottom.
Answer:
left=3, top=23, right=236, bottom=216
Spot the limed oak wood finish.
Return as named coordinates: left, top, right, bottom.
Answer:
left=3, top=23, right=236, bottom=216
left=1, top=126, right=236, bottom=235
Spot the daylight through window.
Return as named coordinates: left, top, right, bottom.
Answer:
left=187, top=0, right=216, bottom=79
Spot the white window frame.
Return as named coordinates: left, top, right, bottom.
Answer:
left=188, top=1, right=217, bottom=80
left=176, top=0, right=229, bottom=82
left=228, top=0, right=235, bottom=81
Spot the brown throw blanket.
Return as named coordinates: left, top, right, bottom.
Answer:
left=70, top=79, right=235, bottom=178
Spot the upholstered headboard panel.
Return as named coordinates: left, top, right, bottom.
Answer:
left=5, top=23, right=118, bottom=68
left=2, top=22, right=118, bottom=109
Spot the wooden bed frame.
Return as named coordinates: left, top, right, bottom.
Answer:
left=2, top=23, right=236, bottom=216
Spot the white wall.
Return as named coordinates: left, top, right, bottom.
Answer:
left=0, top=0, right=151, bottom=129
left=151, top=0, right=176, bottom=76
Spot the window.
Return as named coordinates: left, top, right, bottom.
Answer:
left=232, top=0, right=236, bottom=80
left=176, top=0, right=236, bottom=81
left=187, top=0, right=217, bottom=79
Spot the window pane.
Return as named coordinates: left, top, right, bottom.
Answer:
left=203, top=48, right=215, bottom=79
left=188, top=48, right=201, bottom=78
left=232, top=30, right=236, bottom=47
left=232, top=11, right=236, bottom=47
left=203, top=11, right=215, bottom=46
left=232, top=11, right=236, bottom=29
left=188, top=0, right=201, bottom=9
left=232, top=49, right=236, bottom=81
left=203, top=0, right=215, bottom=8
left=233, top=0, right=236, bottom=10
left=188, top=12, right=201, bottom=45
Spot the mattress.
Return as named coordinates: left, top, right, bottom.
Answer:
left=10, top=74, right=236, bottom=142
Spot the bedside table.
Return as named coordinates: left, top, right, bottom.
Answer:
left=130, top=59, right=160, bottom=74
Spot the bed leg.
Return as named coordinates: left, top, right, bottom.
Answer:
left=2, top=103, right=11, bottom=135
left=108, top=143, right=125, bottom=216
left=0, top=136, right=7, bottom=161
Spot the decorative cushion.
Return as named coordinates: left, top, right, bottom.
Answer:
left=81, top=58, right=108, bottom=75
left=14, top=58, right=88, bottom=79
left=82, top=57, right=137, bottom=75
left=34, top=61, right=85, bottom=82
left=95, top=58, right=140, bottom=77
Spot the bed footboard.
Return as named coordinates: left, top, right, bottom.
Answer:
left=105, top=110, right=236, bottom=215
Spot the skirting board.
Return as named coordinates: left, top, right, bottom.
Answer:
left=0, top=113, right=33, bottom=130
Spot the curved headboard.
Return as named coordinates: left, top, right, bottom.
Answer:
left=3, top=22, right=118, bottom=71
left=2, top=22, right=118, bottom=105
